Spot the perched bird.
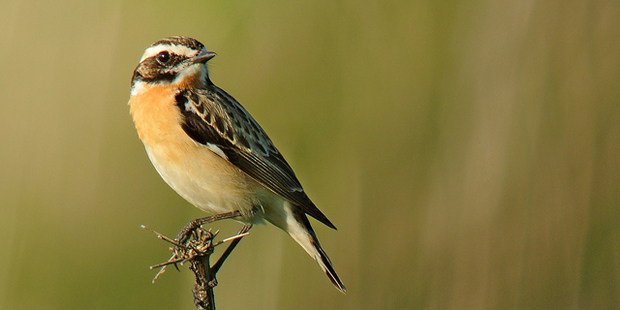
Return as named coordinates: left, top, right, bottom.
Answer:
left=128, top=36, right=345, bottom=292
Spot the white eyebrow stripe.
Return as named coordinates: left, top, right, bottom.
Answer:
left=140, top=44, right=200, bottom=62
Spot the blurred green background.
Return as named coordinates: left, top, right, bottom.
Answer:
left=1, top=0, right=619, bottom=309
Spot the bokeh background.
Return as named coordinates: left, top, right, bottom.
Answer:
left=1, top=0, right=619, bottom=309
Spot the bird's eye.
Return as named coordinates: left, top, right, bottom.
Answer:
left=156, top=51, right=171, bottom=64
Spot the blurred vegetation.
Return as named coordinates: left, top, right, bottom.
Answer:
left=1, top=0, right=619, bottom=309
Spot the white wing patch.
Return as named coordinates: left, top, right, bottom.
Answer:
left=206, top=142, right=228, bottom=160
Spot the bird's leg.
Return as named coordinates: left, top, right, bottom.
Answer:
left=211, top=224, right=253, bottom=274
left=174, top=210, right=243, bottom=244
left=170, top=207, right=256, bottom=280
left=207, top=206, right=259, bottom=274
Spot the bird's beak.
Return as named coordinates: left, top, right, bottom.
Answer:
left=190, top=51, right=216, bottom=64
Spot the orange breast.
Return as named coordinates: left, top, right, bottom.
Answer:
left=127, top=82, right=264, bottom=216
left=128, top=84, right=191, bottom=156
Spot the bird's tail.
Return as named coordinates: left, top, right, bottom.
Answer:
left=278, top=205, right=346, bottom=293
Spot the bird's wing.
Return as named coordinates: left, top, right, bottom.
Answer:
left=174, top=85, right=336, bottom=230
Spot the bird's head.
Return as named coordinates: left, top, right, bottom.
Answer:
left=131, top=36, right=215, bottom=95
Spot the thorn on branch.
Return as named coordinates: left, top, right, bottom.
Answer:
left=142, top=222, right=252, bottom=310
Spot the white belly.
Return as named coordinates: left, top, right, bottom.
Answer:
left=128, top=83, right=274, bottom=224
left=144, top=142, right=263, bottom=219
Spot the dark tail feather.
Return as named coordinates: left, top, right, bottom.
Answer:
left=291, top=210, right=346, bottom=293
left=316, top=242, right=347, bottom=293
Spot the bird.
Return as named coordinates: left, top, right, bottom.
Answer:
left=128, top=36, right=345, bottom=293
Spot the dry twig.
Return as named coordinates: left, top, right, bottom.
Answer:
left=143, top=223, right=251, bottom=310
